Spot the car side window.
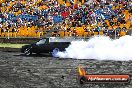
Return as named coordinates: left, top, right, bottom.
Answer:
left=36, top=39, right=46, bottom=45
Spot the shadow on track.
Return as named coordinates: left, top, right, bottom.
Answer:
left=13, top=53, right=74, bottom=60
left=13, top=54, right=100, bottom=60
left=13, top=52, right=100, bottom=61
left=13, top=53, right=52, bottom=57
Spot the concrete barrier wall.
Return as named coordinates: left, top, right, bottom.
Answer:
left=0, top=38, right=40, bottom=44
left=0, top=47, right=20, bottom=52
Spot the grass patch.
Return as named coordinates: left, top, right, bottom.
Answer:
left=0, top=43, right=28, bottom=48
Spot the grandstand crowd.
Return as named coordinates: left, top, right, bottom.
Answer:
left=0, top=0, right=131, bottom=38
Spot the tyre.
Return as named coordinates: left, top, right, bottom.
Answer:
left=52, top=48, right=60, bottom=57
left=24, top=47, right=32, bottom=56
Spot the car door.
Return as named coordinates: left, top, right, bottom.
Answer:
left=35, top=39, right=50, bottom=53
left=39, top=41, right=60, bottom=53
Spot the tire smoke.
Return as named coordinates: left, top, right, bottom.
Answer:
left=54, top=36, right=132, bottom=61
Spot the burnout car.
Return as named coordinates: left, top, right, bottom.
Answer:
left=21, top=37, right=71, bottom=56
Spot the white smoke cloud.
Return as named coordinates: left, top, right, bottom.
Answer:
left=53, top=36, right=132, bottom=61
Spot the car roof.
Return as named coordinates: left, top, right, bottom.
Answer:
left=46, top=37, right=90, bottom=42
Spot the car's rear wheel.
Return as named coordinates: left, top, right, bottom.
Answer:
left=24, top=47, right=32, bottom=56
left=52, top=48, right=60, bottom=57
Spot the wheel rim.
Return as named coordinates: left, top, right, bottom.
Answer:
left=52, top=48, right=59, bottom=57
left=24, top=48, right=31, bottom=55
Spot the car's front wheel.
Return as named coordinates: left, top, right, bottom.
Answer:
left=24, top=47, right=32, bottom=56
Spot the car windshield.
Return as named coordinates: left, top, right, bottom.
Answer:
left=36, top=39, right=46, bottom=45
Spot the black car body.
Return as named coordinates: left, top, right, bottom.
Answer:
left=21, top=38, right=71, bottom=56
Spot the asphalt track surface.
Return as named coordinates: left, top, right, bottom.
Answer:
left=0, top=51, right=132, bottom=88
